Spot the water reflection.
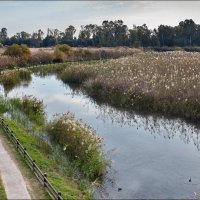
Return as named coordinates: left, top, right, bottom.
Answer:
left=1, top=77, right=32, bottom=96
left=2, top=74, right=200, bottom=199
left=91, top=103, right=200, bottom=151
left=62, top=81, right=200, bottom=152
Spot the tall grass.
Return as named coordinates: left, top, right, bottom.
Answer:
left=68, top=47, right=141, bottom=61
left=60, top=64, right=98, bottom=84
left=0, top=55, right=18, bottom=70
left=0, top=69, right=31, bottom=94
left=59, top=51, right=200, bottom=120
left=9, top=95, right=45, bottom=126
left=46, top=113, right=106, bottom=181
left=0, top=95, right=9, bottom=113
left=31, top=63, right=67, bottom=77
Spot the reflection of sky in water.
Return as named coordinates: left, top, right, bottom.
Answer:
left=5, top=74, right=200, bottom=199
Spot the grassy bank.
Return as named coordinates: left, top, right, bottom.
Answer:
left=0, top=94, right=106, bottom=198
left=58, top=51, right=200, bottom=120
left=2, top=118, right=88, bottom=200
left=0, top=176, right=6, bottom=199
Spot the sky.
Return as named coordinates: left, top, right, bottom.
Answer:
left=1, top=1, right=200, bottom=36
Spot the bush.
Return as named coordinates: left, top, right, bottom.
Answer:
left=55, top=44, right=72, bottom=57
left=30, top=50, right=53, bottom=65
left=4, top=44, right=31, bottom=60
left=47, top=113, right=106, bottom=181
left=53, top=49, right=65, bottom=63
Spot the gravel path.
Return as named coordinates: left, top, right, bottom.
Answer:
left=0, top=138, right=31, bottom=199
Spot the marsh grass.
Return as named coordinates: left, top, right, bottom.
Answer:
left=0, top=69, right=31, bottom=94
left=68, top=47, right=141, bottom=61
left=60, top=64, right=98, bottom=84
left=31, top=63, right=67, bottom=77
left=0, top=96, right=9, bottom=114
left=9, top=95, right=45, bottom=126
left=0, top=55, right=18, bottom=70
left=58, top=51, right=200, bottom=120
left=46, top=113, right=106, bottom=181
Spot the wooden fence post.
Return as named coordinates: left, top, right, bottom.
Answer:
left=43, top=173, right=47, bottom=187
left=24, top=147, right=26, bottom=159
left=57, top=191, right=62, bottom=200
left=32, top=160, right=35, bottom=171
left=16, top=138, right=19, bottom=149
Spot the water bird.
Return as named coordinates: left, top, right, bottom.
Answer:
left=118, top=188, right=122, bottom=191
left=189, top=178, right=191, bottom=182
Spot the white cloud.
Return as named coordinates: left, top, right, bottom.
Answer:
left=1, top=1, right=200, bottom=36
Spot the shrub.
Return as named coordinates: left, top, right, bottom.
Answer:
left=30, top=50, right=53, bottom=65
left=47, top=113, right=106, bottom=181
left=55, top=44, right=72, bottom=57
left=53, top=49, right=65, bottom=63
left=4, top=44, right=31, bottom=61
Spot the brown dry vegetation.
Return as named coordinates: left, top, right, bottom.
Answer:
left=59, top=51, right=200, bottom=120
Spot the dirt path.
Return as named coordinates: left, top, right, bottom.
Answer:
left=0, top=138, right=31, bottom=199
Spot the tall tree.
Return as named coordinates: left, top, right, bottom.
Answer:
left=65, top=25, right=76, bottom=40
left=0, top=28, right=8, bottom=44
left=179, top=19, right=196, bottom=46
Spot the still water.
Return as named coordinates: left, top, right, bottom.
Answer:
left=2, top=74, right=200, bottom=199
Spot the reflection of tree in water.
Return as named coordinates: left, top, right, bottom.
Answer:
left=64, top=82, right=200, bottom=151
left=1, top=78, right=32, bottom=96
left=90, top=101, right=200, bottom=151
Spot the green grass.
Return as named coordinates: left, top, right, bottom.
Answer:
left=9, top=95, right=45, bottom=127
left=0, top=177, right=6, bottom=200
left=3, top=118, right=89, bottom=200
left=0, top=128, right=49, bottom=199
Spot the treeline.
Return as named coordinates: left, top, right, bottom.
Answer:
left=0, top=19, right=200, bottom=47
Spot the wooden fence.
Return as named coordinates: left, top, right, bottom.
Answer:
left=0, top=118, right=62, bottom=200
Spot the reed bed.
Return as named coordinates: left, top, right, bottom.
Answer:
left=59, top=51, right=200, bottom=120
left=0, top=55, right=18, bottom=70
left=68, top=47, right=141, bottom=61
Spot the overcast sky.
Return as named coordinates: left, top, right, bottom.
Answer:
left=1, top=1, right=200, bottom=36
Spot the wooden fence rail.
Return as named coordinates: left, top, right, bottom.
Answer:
left=0, top=118, right=62, bottom=200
